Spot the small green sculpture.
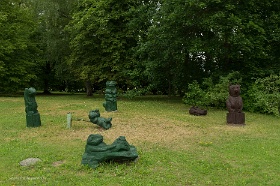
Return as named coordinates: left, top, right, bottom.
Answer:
left=89, top=109, right=112, bottom=130
left=81, top=134, right=138, bottom=169
left=103, top=81, right=117, bottom=112
left=24, top=87, right=41, bottom=127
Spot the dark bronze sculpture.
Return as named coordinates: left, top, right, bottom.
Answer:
left=81, top=134, right=138, bottom=169
left=226, top=85, right=245, bottom=125
left=189, top=106, right=207, bottom=116
left=103, top=81, right=117, bottom=112
left=88, top=109, right=112, bottom=130
left=24, top=87, right=41, bottom=127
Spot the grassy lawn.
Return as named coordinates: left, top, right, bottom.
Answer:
left=0, top=94, right=280, bottom=185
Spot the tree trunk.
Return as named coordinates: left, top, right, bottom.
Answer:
left=85, top=80, right=93, bottom=96
left=168, top=80, right=172, bottom=98
left=43, top=62, right=51, bottom=94
left=43, top=79, right=51, bottom=94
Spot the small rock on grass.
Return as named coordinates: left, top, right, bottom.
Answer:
left=19, top=158, right=42, bottom=166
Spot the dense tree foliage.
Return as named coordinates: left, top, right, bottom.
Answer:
left=0, top=0, right=279, bottom=115
left=138, top=0, right=280, bottom=95
left=31, top=0, right=78, bottom=93
left=0, top=0, right=38, bottom=92
left=66, top=0, right=155, bottom=94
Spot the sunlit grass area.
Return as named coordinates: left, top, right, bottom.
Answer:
left=1, top=94, right=280, bottom=185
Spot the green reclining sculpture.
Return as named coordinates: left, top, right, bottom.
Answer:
left=81, top=134, right=138, bottom=169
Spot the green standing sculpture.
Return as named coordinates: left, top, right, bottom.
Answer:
left=103, top=81, right=117, bottom=112
left=24, top=87, right=41, bottom=127
left=81, top=134, right=138, bottom=169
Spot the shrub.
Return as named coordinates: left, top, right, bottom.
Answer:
left=121, top=88, right=148, bottom=99
left=182, top=81, right=206, bottom=106
left=183, top=72, right=242, bottom=108
left=204, top=72, right=242, bottom=108
left=246, top=74, right=280, bottom=117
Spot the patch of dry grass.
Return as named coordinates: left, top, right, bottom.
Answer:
left=14, top=95, right=202, bottom=151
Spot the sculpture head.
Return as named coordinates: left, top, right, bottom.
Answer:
left=229, top=85, right=241, bottom=97
left=88, top=109, right=100, bottom=119
left=25, top=87, right=37, bottom=96
left=115, top=136, right=126, bottom=142
left=106, top=81, right=117, bottom=87
left=87, top=134, right=103, bottom=146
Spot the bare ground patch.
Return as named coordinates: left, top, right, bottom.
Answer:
left=17, top=113, right=200, bottom=151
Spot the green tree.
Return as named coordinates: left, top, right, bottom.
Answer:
left=32, top=0, right=78, bottom=93
left=138, top=0, right=209, bottom=96
left=123, top=0, right=160, bottom=91
left=0, top=0, right=38, bottom=93
left=67, top=0, right=143, bottom=94
left=138, top=0, right=280, bottom=96
left=198, top=0, right=280, bottom=80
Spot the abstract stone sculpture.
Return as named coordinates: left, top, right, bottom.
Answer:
left=88, top=109, right=112, bottom=130
left=226, top=85, right=245, bottom=125
left=189, top=106, right=207, bottom=116
left=24, top=87, right=41, bottom=127
left=103, top=81, right=117, bottom=112
left=81, top=134, right=138, bottom=169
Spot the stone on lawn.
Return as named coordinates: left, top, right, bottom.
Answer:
left=19, top=158, right=42, bottom=166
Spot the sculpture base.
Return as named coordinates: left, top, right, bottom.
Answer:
left=103, top=102, right=117, bottom=112
left=26, top=113, right=41, bottom=127
left=82, top=146, right=138, bottom=169
left=81, top=135, right=138, bottom=169
left=227, top=112, right=245, bottom=125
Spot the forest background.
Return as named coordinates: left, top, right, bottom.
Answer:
left=0, top=0, right=279, bottom=116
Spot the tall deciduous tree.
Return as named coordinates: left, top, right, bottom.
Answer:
left=32, top=0, right=78, bottom=93
left=0, top=0, right=38, bottom=92
left=198, top=0, right=280, bottom=80
left=138, top=0, right=280, bottom=95
left=138, top=0, right=209, bottom=96
left=67, top=0, right=142, bottom=94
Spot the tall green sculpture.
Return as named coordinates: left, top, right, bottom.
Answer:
left=24, top=87, right=41, bottom=127
left=81, top=134, right=138, bottom=169
left=103, top=81, right=117, bottom=112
